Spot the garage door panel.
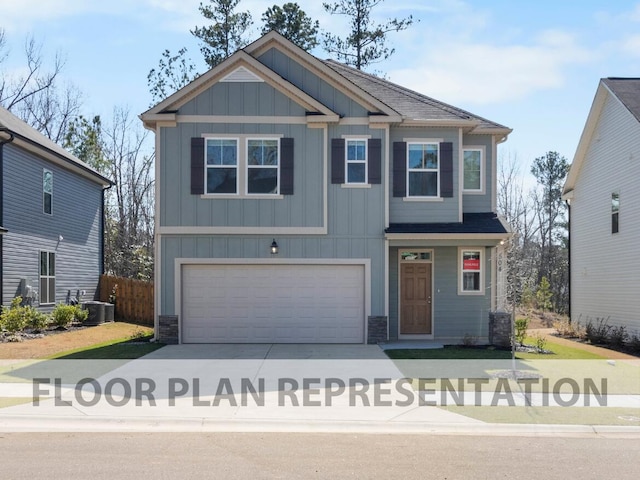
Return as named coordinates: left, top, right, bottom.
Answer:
left=181, top=264, right=365, bottom=343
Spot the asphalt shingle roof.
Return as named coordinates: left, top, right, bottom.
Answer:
left=385, top=213, right=509, bottom=235
left=0, top=106, right=111, bottom=186
left=322, top=60, right=509, bottom=131
left=602, top=78, right=640, bottom=123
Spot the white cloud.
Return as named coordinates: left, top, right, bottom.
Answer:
left=621, top=34, right=640, bottom=56
left=388, top=30, right=594, bottom=105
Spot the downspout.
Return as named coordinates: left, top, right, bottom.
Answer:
left=566, top=199, right=571, bottom=321
left=0, top=129, right=16, bottom=306
left=100, top=183, right=113, bottom=278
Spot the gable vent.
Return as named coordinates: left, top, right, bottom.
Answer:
left=220, top=67, right=264, bottom=83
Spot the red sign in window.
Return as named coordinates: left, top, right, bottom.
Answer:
left=463, top=259, right=480, bottom=270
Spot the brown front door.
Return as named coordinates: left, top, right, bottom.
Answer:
left=400, top=263, right=432, bottom=334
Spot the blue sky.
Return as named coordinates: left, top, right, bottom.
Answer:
left=2, top=0, right=640, bottom=175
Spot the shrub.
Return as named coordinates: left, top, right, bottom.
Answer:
left=514, top=317, right=529, bottom=345
left=74, top=305, right=89, bottom=323
left=51, top=304, right=77, bottom=328
left=607, top=325, right=628, bottom=349
left=585, top=317, right=611, bottom=345
left=1, top=297, right=29, bottom=333
left=533, top=332, right=548, bottom=353
left=29, top=310, right=50, bottom=332
left=627, top=332, right=640, bottom=355
left=554, top=317, right=584, bottom=338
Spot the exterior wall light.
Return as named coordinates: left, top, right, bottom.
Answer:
left=270, top=239, right=279, bottom=255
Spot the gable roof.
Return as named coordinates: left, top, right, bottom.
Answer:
left=142, top=31, right=510, bottom=137
left=0, top=106, right=112, bottom=187
left=141, top=49, right=339, bottom=128
left=322, top=60, right=510, bottom=134
left=601, top=78, right=640, bottom=122
left=563, top=77, right=640, bottom=197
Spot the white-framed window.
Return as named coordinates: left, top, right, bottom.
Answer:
left=345, top=139, right=367, bottom=184
left=43, top=169, right=53, bottom=215
left=463, top=147, right=483, bottom=193
left=204, top=137, right=281, bottom=196
left=206, top=138, right=238, bottom=194
left=459, top=248, right=483, bottom=295
left=247, top=138, right=279, bottom=194
left=612, top=191, right=619, bottom=234
left=407, top=142, right=439, bottom=197
left=39, top=251, right=55, bottom=305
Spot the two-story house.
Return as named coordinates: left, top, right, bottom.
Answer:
left=0, top=106, right=112, bottom=309
left=141, top=32, right=511, bottom=345
left=563, top=77, right=640, bottom=334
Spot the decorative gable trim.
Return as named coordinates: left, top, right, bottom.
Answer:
left=220, top=66, right=264, bottom=83
left=141, top=51, right=339, bottom=128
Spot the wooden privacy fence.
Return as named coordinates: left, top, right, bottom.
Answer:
left=99, top=275, right=154, bottom=326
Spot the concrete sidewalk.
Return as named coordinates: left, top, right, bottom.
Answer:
left=1, top=343, right=639, bottom=435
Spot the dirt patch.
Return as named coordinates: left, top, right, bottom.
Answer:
left=518, top=309, right=566, bottom=329
left=0, top=322, right=153, bottom=359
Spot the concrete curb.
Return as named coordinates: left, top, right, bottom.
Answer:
left=2, top=414, right=640, bottom=436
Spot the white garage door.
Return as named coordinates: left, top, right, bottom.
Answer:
left=181, top=264, right=365, bottom=343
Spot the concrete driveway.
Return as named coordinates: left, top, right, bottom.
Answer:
left=141, top=343, right=389, bottom=359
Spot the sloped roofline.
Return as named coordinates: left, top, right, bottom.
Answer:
left=244, top=31, right=402, bottom=119
left=141, top=49, right=339, bottom=127
left=0, top=106, right=112, bottom=187
left=563, top=79, right=625, bottom=197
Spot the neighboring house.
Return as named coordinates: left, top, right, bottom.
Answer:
left=563, top=77, right=640, bottom=334
left=0, top=106, right=112, bottom=309
left=141, top=32, right=511, bottom=345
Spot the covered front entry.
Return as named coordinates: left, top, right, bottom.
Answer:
left=399, top=250, right=433, bottom=337
left=180, top=263, right=366, bottom=344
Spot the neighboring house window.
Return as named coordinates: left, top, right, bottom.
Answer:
left=39, top=251, right=55, bottom=305
left=247, top=139, right=279, bottom=194
left=345, top=139, right=367, bottom=184
left=407, top=143, right=439, bottom=197
left=459, top=248, right=483, bottom=294
left=206, top=139, right=238, bottom=194
left=612, top=192, right=619, bottom=234
left=463, top=148, right=483, bottom=192
left=43, top=169, right=53, bottom=215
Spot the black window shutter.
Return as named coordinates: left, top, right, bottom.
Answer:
left=331, top=138, right=345, bottom=184
left=280, top=138, right=294, bottom=195
left=191, top=137, right=205, bottom=195
left=368, top=138, right=381, bottom=184
left=392, top=142, right=407, bottom=197
left=440, top=142, right=454, bottom=198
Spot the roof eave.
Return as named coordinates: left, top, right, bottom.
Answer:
left=1, top=128, right=113, bottom=187
left=563, top=80, right=608, bottom=196
left=385, top=233, right=509, bottom=241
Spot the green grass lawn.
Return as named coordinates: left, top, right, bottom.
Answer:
left=385, top=337, right=606, bottom=360
left=386, top=346, right=513, bottom=360
left=46, top=336, right=164, bottom=360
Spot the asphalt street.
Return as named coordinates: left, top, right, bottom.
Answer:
left=1, top=432, right=639, bottom=480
